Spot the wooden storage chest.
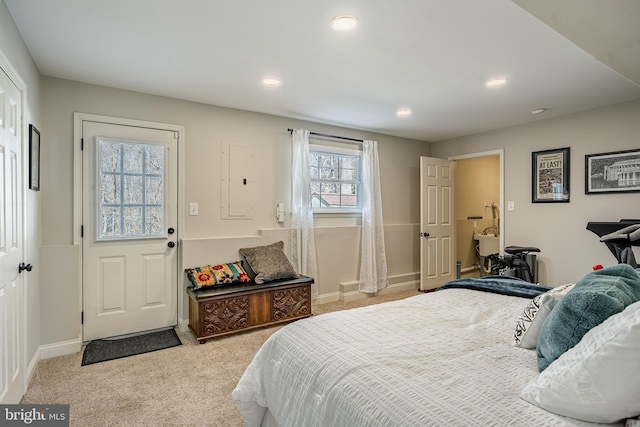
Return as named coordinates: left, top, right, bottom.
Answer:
left=187, top=275, right=313, bottom=343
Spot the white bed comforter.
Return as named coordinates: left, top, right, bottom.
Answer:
left=232, top=289, right=607, bottom=427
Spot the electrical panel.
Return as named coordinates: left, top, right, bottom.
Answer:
left=220, top=141, right=254, bottom=220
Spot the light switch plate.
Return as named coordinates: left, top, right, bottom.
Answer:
left=507, top=201, right=515, bottom=211
left=189, top=203, right=198, bottom=216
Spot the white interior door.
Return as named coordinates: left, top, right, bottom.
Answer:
left=0, top=67, right=24, bottom=403
left=82, top=121, right=178, bottom=341
left=420, top=156, right=455, bottom=291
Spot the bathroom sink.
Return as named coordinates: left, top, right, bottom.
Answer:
left=474, top=234, right=500, bottom=256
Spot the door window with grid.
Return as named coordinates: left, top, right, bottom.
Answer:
left=96, top=138, right=166, bottom=240
left=309, top=146, right=361, bottom=211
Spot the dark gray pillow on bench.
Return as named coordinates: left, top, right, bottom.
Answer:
left=239, top=241, right=299, bottom=284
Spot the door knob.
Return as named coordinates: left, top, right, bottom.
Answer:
left=168, top=228, right=175, bottom=234
left=18, top=263, right=33, bottom=273
left=420, top=232, right=430, bottom=237
left=167, top=242, right=176, bottom=248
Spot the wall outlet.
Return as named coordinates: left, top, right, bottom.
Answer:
left=189, top=203, right=198, bottom=216
left=276, top=202, right=285, bottom=223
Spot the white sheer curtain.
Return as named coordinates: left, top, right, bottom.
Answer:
left=290, top=129, right=318, bottom=299
left=359, top=140, right=389, bottom=294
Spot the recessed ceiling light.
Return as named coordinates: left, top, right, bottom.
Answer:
left=397, top=108, right=412, bottom=117
left=331, top=15, right=358, bottom=31
left=486, top=78, right=508, bottom=87
left=263, top=77, right=281, bottom=87
left=531, top=108, right=546, bottom=115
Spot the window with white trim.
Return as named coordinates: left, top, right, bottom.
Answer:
left=309, top=144, right=361, bottom=211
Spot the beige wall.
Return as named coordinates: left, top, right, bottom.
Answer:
left=42, top=78, right=427, bottom=245
left=432, top=100, right=640, bottom=286
left=40, top=76, right=430, bottom=345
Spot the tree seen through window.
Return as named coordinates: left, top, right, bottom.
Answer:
left=97, top=139, right=165, bottom=239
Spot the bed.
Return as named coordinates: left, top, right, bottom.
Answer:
left=232, top=269, right=640, bottom=427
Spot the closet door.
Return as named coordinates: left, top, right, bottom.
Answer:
left=0, top=66, right=25, bottom=404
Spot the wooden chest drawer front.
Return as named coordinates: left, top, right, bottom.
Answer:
left=271, top=285, right=311, bottom=321
left=202, top=296, right=249, bottom=335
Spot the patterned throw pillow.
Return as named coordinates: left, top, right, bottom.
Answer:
left=185, top=261, right=251, bottom=290
left=239, top=241, right=299, bottom=284
left=185, top=265, right=216, bottom=290
left=513, top=283, right=575, bottom=348
left=209, top=261, right=251, bottom=285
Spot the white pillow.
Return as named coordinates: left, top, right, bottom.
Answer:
left=520, top=300, right=640, bottom=424
left=513, top=283, right=574, bottom=348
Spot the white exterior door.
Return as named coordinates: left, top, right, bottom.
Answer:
left=0, top=67, right=24, bottom=403
left=82, top=121, right=178, bottom=341
left=420, top=157, right=455, bottom=291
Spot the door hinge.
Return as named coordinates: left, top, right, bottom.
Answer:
left=81, top=138, right=84, bottom=150
left=81, top=311, right=84, bottom=324
left=81, top=225, right=84, bottom=238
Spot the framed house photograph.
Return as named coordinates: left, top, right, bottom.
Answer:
left=532, top=147, right=570, bottom=203
left=29, top=124, right=40, bottom=191
left=585, top=148, right=640, bottom=194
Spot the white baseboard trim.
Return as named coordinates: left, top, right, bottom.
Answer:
left=178, top=319, right=189, bottom=333
left=39, top=337, right=83, bottom=359
left=341, top=280, right=419, bottom=303
left=379, top=280, right=420, bottom=295
left=26, top=347, right=41, bottom=385
left=314, top=291, right=339, bottom=305
left=334, top=272, right=421, bottom=303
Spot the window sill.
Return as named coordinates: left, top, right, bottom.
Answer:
left=312, top=209, right=362, bottom=217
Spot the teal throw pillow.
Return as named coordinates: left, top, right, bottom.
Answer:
left=536, top=264, right=640, bottom=372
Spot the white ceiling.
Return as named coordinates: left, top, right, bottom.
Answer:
left=5, top=0, right=640, bottom=142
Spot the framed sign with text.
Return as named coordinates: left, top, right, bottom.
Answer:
left=532, top=147, right=570, bottom=203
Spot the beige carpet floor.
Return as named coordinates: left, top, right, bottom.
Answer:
left=22, top=289, right=421, bottom=427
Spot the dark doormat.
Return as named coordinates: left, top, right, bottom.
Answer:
left=82, top=328, right=181, bottom=366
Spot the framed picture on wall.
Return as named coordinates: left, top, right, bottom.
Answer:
left=29, top=124, right=40, bottom=191
left=585, top=148, right=640, bottom=194
left=532, top=147, right=570, bottom=203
